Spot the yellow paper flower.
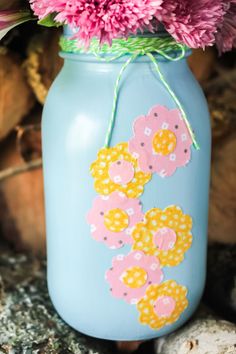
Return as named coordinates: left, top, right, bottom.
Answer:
left=137, top=280, right=188, bottom=330
left=132, top=206, right=193, bottom=266
left=90, top=142, right=151, bottom=198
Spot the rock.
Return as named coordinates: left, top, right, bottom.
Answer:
left=0, top=47, right=34, bottom=141
left=0, top=248, right=114, bottom=354
left=204, top=243, right=236, bottom=323
left=155, top=318, right=236, bottom=354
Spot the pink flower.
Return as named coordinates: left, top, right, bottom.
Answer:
left=105, top=251, right=164, bottom=304
left=0, top=0, right=32, bottom=40
left=159, top=0, right=224, bottom=48
left=30, top=0, right=163, bottom=45
left=86, top=191, right=143, bottom=249
left=128, top=105, right=192, bottom=177
left=215, top=0, right=236, bottom=53
left=29, top=0, right=62, bottom=19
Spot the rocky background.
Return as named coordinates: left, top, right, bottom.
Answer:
left=0, top=23, right=236, bottom=353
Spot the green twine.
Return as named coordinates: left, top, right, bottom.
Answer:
left=60, top=36, right=200, bottom=150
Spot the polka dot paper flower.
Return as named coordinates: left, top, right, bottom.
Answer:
left=132, top=206, right=193, bottom=266
left=90, top=142, right=151, bottom=198
left=105, top=251, right=164, bottom=304
left=137, top=280, right=188, bottom=330
left=87, top=191, right=144, bottom=249
left=128, top=105, right=193, bottom=177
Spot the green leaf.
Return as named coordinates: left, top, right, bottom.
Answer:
left=38, top=13, right=61, bottom=28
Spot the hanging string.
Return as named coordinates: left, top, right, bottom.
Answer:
left=60, top=36, right=200, bottom=150
left=104, top=54, right=136, bottom=148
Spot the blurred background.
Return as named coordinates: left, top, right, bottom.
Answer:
left=0, top=23, right=235, bottom=353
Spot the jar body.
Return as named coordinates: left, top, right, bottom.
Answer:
left=42, top=51, right=211, bottom=340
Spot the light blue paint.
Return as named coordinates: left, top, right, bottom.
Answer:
left=42, top=37, right=211, bottom=341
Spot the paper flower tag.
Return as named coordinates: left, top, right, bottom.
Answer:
left=90, top=142, right=151, bottom=198
left=87, top=192, right=144, bottom=249
left=105, top=251, right=164, bottom=304
left=132, top=205, right=193, bottom=267
left=137, top=280, right=188, bottom=330
left=128, top=105, right=193, bottom=177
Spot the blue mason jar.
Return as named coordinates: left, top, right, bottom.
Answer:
left=42, top=31, right=211, bottom=341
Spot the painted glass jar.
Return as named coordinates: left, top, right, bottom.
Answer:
left=42, top=32, right=211, bottom=341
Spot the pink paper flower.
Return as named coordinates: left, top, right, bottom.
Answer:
left=215, top=0, right=236, bottom=53
left=87, top=191, right=143, bottom=249
left=159, top=0, right=224, bottom=49
left=105, top=251, right=164, bottom=304
left=30, top=0, right=163, bottom=45
left=128, top=105, right=192, bottom=177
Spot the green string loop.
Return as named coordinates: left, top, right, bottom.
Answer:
left=104, top=54, right=137, bottom=148
left=60, top=36, right=200, bottom=150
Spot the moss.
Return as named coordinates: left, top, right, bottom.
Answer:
left=0, top=250, right=113, bottom=354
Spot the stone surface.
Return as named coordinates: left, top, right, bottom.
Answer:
left=155, top=318, right=236, bottom=354
left=0, top=248, right=113, bottom=354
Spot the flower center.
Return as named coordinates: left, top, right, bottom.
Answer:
left=154, top=227, right=177, bottom=251
left=104, top=208, right=129, bottom=232
left=154, top=296, right=176, bottom=317
left=108, top=160, right=135, bottom=185
left=152, top=129, right=177, bottom=155
left=121, top=266, right=147, bottom=289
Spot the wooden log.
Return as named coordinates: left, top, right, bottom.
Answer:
left=0, top=120, right=45, bottom=255
left=0, top=48, right=34, bottom=141
left=209, top=133, right=236, bottom=244
left=24, top=29, right=63, bottom=104
left=188, top=48, right=216, bottom=83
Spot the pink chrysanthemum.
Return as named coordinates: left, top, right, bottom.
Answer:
left=29, top=0, right=61, bottom=19
left=30, top=0, right=163, bottom=45
left=159, top=0, right=224, bottom=49
left=0, top=1, right=32, bottom=40
left=215, top=0, right=236, bottom=53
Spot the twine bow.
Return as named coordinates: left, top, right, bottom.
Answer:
left=60, top=36, right=200, bottom=150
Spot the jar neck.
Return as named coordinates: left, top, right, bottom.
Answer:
left=59, top=35, right=191, bottom=63
left=60, top=27, right=197, bottom=149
